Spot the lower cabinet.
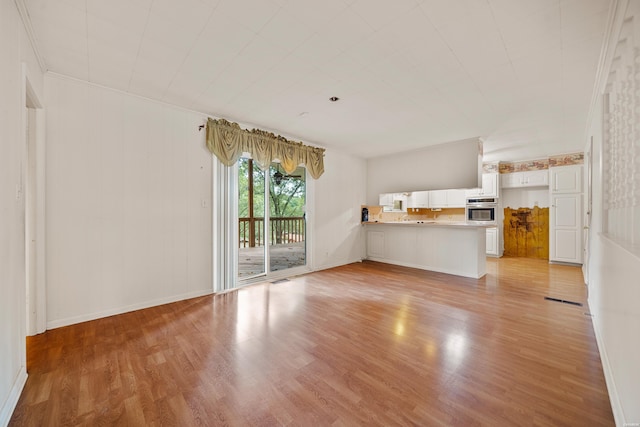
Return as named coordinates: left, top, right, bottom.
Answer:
left=486, top=227, right=498, bottom=256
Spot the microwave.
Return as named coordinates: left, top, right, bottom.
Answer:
left=466, top=198, right=497, bottom=224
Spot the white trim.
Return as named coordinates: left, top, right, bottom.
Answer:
left=589, top=309, right=625, bottom=427
left=46, top=289, right=214, bottom=330
left=312, top=258, right=363, bottom=272
left=0, top=367, right=27, bottom=427
left=34, top=107, right=46, bottom=334
left=22, top=64, right=46, bottom=336
left=14, top=0, right=47, bottom=72
left=585, top=0, right=628, bottom=139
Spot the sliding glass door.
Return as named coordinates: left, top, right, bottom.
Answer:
left=237, top=158, right=306, bottom=281
left=238, top=158, right=266, bottom=279
left=269, top=163, right=306, bottom=272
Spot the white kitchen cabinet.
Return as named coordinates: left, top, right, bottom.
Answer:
left=549, top=165, right=583, bottom=264
left=550, top=194, right=582, bottom=263
left=482, top=173, right=499, bottom=197
left=379, top=193, right=393, bottom=206
left=428, top=189, right=467, bottom=208
left=379, top=193, right=407, bottom=211
left=447, top=189, right=467, bottom=207
left=465, top=173, right=499, bottom=198
left=407, top=191, right=430, bottom=208
left=502, top=170, right=549, bottom=188
left=486, top=227, right=498, bottom=256
left=429, top=190, right=448, bottom=208
left=550, top=165, right=582, bottom=193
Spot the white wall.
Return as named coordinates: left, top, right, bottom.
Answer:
left=312, top=149, right=367, bottom=270
left=366, top=137, right=479, bottom=205
left=501, top=187, right=550, bottom=209
left=586, top=1, right=640, bottom=424
left=587, top=96, right=640, bottom=426
left=45, top=75, right=213, bottom=328
left=0, top=0, right=44, bottom=425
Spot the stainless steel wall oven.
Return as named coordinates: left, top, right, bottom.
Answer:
left=466, top=197, right=497, bottom=224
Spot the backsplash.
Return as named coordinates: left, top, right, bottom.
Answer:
left=364, top=206, right=465, bottom=223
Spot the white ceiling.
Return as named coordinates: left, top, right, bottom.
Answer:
left=23, top=0, right=612, bottom=162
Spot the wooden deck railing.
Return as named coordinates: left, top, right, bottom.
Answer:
left=239, top=217, right=305, bottom=248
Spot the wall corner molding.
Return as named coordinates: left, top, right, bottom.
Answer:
left=14, top=0, right=47, bottom=73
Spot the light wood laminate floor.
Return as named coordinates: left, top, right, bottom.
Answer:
left=10, top=257, right=614, bottom=426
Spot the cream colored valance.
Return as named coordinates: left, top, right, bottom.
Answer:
left=206, top=118, right=325, bottom=179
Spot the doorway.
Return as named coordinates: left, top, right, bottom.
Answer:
left=237, top=158, right=306, bottom=282
left=22, top=65, right=46, bottom=338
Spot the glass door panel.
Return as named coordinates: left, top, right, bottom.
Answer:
left=268, top=163, right=306, bottom=272
left=238, top=158, right=266, bottom=279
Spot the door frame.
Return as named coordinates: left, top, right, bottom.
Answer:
left=22, top=63, right=46, bottom=336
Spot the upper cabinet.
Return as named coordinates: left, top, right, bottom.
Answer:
left=447, top=189, right=467, bottom=207
left=465, top=173, right=499, bottom=198
left=379, top=193, right=408, bottom=211
left=502, top=170, right=549, bottom=189
left=407, top=190, right=430, bottom=208
left=428, top=189, right=466, bottom=208
left=550, top=165, right=582, bottom=193
left=379, top=193, right=393, bottom=206
left=429, top=190, right=448, bottom=208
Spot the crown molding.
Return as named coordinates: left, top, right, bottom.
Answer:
left=14, top=0, right=47, bottom=73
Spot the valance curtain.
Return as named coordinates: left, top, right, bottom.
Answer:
left=206, top=118, right=325, bottom=179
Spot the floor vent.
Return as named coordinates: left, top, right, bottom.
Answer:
left=271, top=278, right=290, bottom=284
left=544, top=296, right=583, bottom=307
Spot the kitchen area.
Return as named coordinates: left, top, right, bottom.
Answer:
left=361, top=171, right=500, bottom=279
left=361, top=153, right=584, bottom=279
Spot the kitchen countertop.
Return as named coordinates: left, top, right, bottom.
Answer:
left=363, top=220, right=493, bottom=228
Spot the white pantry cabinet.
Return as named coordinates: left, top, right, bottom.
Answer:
left=550, top=165, right=582, bottom=193
left=549, top=165, right=583, bottom=264
left=501, top=170, right=549, bottom=188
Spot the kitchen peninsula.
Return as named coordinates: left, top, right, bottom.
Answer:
left=363, top=221, right=488, bottom=279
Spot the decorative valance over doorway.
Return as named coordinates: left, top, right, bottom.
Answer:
left=205, top=118, right=325, bottom=179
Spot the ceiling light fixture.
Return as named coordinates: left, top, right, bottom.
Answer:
left=329, top=96, right=339, bottom=102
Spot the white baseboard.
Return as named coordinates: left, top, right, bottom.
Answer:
left=312, top=257, right=363, bottom=272
left=47, top=289, right=213, bottom=330
left=589, top=301, right=625, bottom=427
left=0, top=367, right=27, bottom=427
